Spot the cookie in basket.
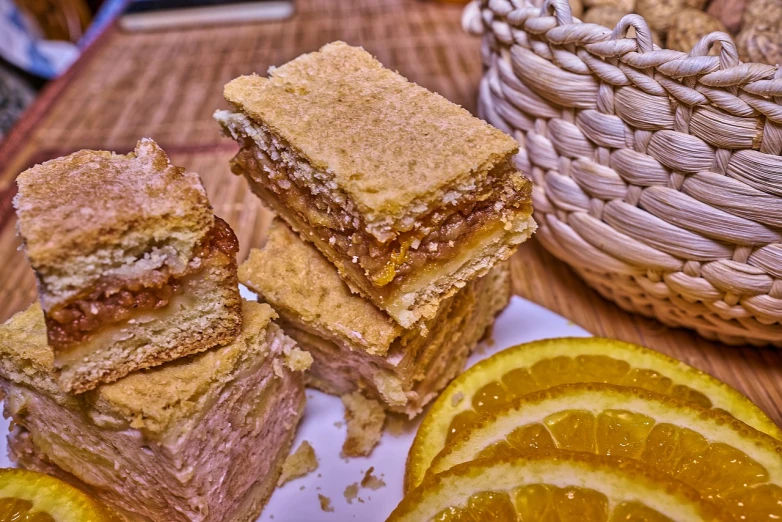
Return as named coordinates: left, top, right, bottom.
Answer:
left=667, top=8, right=728, bottom=53
left=706, top=0, right=747, bottom=33
left=636, top=0, right=707, bottom=33
left=741, top=0, right=782, bottom=29
left=582, top=0, right=635, bottom=14
left=737, top=26, right=782, bottom=64
left=583, top=5, right=661, bottom=44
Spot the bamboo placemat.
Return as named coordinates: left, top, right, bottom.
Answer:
left=0, top=0, right=780, bottom=426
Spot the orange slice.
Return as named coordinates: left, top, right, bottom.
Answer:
left=406, top=337, right=781, bottom=491
left=427, top=383, right=782, bottom=521
left=389, top=450, right=731, bottom=522
left=0, top=468, right=120, bottom=521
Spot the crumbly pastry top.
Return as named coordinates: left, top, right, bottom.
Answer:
left=0, top=302, right=54, bottom=377
left=223, top=42, right=518, bottom=221
left=14, top=138, right=214, bottom=267
left=0, top=300, right=294, bottom=434
left=341, top=391, right=386, bottom=457
left=277, top=440, right=319, bottom=486
left=239, top=219, right=402, bottom=356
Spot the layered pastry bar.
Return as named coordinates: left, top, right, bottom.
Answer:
left=14, top=139, right=242, bottom=393
left=0, top=300, right=309, bottom=522
left=216, top=41, right=534, bottom=328
left=239, top=220, right=511, bottom=417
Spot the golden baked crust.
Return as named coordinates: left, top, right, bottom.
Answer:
left=222, top=41, right=517, bottom=221
left=14, top=138, right=213, bottom=267
left=0, top=300, right=282, bottom=434
left=0, top=304, right=58, bottom=398
left=0, top=303, right=52, bottom=372
left=239, top=219, right=402, bottom=356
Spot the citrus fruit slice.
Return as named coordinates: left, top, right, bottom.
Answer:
left=428, top=383, right=782, bottom=521
left=0, top=468, right=120, bottom=521
left=389, top=450, right=731, bottom=522
left=406, top=337, right=781, bottom=490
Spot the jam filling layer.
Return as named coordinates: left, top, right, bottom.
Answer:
left=45, top=217, right=238, bottom=351
left=232, top=145, right=531, bottom=288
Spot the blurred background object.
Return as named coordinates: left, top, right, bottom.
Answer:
left=120, top=0, right=294, bottom=31
left=0, top=0, right=93, bottom=138
left=735, top=0, right=782, bottom=63
left=0, top=0, right=83, bottom=79
left=0, top=0, right=296, bottom=143
left=706, top=0, right=747, bottom=32
left=14, top=0, right=93, bottom=42
left=0, top=64, right=35, bottom=140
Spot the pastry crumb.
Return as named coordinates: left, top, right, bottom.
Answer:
left=361, top=467, right=386, bottom=490
left=334, top=421, right=344, bottom=429
left=274, top=346, right=313, bottom=377
left=373, top=373, right=408, bottom=408
left=384, top=413, right=408, bottom=437
left=278, top=441, right=318, bottom=486
left=343, top=482, right=359, bottom=504
left=341, top=392, right=385, bottom=457
left=285, top=346, right=313, bottom=371
left=481, top=323, right=496, bottom=347
left=318, top=494, right=334, bottom=513
left=451, top=391, right=464, bottom=407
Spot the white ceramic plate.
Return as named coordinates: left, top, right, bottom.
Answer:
left=0, top=292, right=589, bottom=521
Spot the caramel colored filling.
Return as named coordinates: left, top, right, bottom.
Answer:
left=45, top=217, right=238, bottom=350
left=232, top=144, right=531, bottom=288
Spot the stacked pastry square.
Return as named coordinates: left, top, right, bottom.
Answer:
left=216, top=41, right=536, bottom=416
left=1, top=140, right=309, bottom=521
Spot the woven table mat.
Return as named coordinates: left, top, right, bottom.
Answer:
left=0, top=0, right=780, bottom=425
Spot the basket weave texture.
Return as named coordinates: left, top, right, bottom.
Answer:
left=467, top=0, right=782, bottom=346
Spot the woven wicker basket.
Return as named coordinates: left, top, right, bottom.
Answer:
left=466, top=0, right=782, bottom=347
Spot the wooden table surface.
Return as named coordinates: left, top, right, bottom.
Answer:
left=1, top=0, right=780, bottom=426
